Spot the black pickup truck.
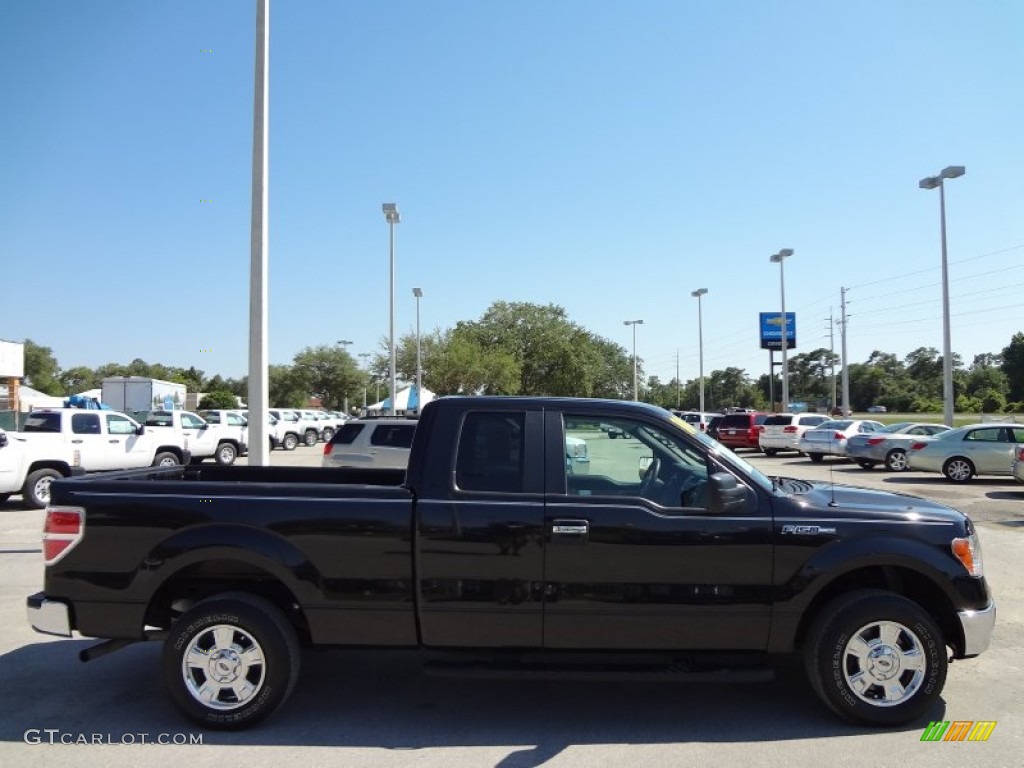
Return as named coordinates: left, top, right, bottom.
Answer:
left=27, top=397, right=994, bottom=730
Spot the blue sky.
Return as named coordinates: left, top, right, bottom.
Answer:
left=2, top=1, right=1022, bottom=388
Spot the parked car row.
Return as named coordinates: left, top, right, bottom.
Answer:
left=705, top=409, right=1023, bottom=484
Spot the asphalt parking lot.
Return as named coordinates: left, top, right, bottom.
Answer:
left=1, top=444, right=1021, bottom=767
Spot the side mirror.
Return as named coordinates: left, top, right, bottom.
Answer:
left=136, top=425, right=146, bottom=436
left=709, top=472, right=748, bottom=514
left=0, top=433, right=7, bottom=448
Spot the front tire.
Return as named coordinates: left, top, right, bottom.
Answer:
left=22, top=468, right=62, bottom=509
left=763, top=448, right=778, bottom=457
left=857, top=460, right=876, bottom=470
left=322, top=427, right=335, bottom=442
left=303, top=429, right=318, bottom=447
left=282, top=433, right=299, bottom=451
left=885, top=449, right=908, bottom=472
left=162, top=592, right=300, bottom=730
left=804, top=589, right=946, bottom=726
left=809, top=453, right=824, bottom=463
left=942, top=457, right=974, bottom=483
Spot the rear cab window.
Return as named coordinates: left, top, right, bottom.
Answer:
left=23, top=412, right=62, bottom=433
left=330, top=423, right=366, bottom=445
left=455, top=412, right=525, bottom=493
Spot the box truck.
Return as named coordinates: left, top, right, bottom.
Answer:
left=100, top=377, right=186, bottom=413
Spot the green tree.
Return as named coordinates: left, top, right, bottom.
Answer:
left=1002, top=333, right=1024, bottom=403
left=268, top=365, right=307, bottom=408
left=291, top=345, right=363, bottom=411
left=59, top=366, right=98, bottom=394
left=22, top=339, right=62, bottom=395
left=199, top=390, right=240, bottom=409
left=418, top=329, right=521, bottom=396
left=456, top=301, right=635, bottom=397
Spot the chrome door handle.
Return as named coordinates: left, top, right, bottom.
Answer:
left=551, top=519, right=590, bottom=544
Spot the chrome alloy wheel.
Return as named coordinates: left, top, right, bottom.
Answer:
left=842, top=620, right=927, bottom=707
left=181, top=624, right=266, bottom=710
left=944, top=458, right=973, bottom=482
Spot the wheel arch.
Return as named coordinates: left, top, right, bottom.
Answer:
left=140, top=527, right=324, bottom=643
left=784, top=564, right=964, bottom=657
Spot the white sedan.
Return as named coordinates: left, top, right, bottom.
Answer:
left=797, top=419, right=885, bottom=463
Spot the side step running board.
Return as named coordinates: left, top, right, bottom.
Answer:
left=423, top=659, right=774, bottom=683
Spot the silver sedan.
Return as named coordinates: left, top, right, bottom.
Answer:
left=907, top=423, right=1024, bottom=482
left=797, top=419, right=885, bottom=462
left=845, top=422, right=951, bottom=471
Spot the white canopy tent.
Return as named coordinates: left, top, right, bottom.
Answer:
left=366, top=385, right=436, bottom=414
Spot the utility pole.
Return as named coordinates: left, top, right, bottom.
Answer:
left=828, top=309, right=837, bottom=411
left=675, top=349, right=680, bottom=409
left=840, top=288, right=851, bottom=415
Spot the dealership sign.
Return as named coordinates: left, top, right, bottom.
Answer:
left=759, top=312, right=796, bottom=350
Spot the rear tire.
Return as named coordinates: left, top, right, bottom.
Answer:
left=282, top=434, right=299, bottom=451
left=809, top=453, right=824, bottom=463
left=763, top=448, right=778, bottom=457
left=942, top=457, right=974, bottom=483
left=804, top=589, right=946, bottom=726
left=321, top=427, right=335, bottom=442
left=215, top=442, right=238, bottom=466
left=0, top=493, right=12, bottom=503
left=162, top=592, right=300, bottom=730
left=22, top=468, right=62, bottom=509
left=303, top=430, right=317, bottom=447
left=153, top=452, right=180, bottom=467
left=857, top=460, right=876, bottom=470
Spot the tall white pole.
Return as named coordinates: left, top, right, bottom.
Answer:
left=414, top=288, right=423, bottom=411
left=388, top=220, right=396, bottom=415
left=623, top=320, right=643, bottom=401
left=779, top=258, right=789, bottom=413
left=840, top=287, right=851, bottom=415
left=246, top=0, right=270, bottom=465
left=632, top=323, right=638, bottom=401
left=939, top=182, right=954, bottom=428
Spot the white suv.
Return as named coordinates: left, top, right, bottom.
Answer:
left=758, top=413, right=829, bottom=456
left=322, top=418, right=417, bottom=470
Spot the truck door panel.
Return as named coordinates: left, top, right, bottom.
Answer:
left=542, top=411, right=773, bottom=651
left=415, top=409, right=546, bottom=648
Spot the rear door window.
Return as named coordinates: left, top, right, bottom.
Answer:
left=71, top=414, right=102, bottom=435
left=370, top=424, right=416, bottom=448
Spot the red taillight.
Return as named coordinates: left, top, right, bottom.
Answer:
left=783, top=426, right=798, bottom=433
left=867, top=437, right=885, bottom=445
left=43, top=507, right=84, bottom=565
left=910, top=442, right=928, bottom=451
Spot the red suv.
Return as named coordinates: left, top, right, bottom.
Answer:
left=716, top=412, right=769, bottom=450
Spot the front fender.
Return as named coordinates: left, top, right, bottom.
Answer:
left=768, top=530, right=982, bottom=652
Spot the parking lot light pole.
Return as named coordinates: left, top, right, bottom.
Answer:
left=623, top=319, right=644, bottom=401
left=769, top=249, right=794, bottom=412
left=412, top=288, right=423, bottom=412
left=382, top=203, right=400, bottom=415
left=691, top=289, right=708, bottom=413
left=358, top=352, right=371, bottom=413
left=919, top=166, right=965, bottom=429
